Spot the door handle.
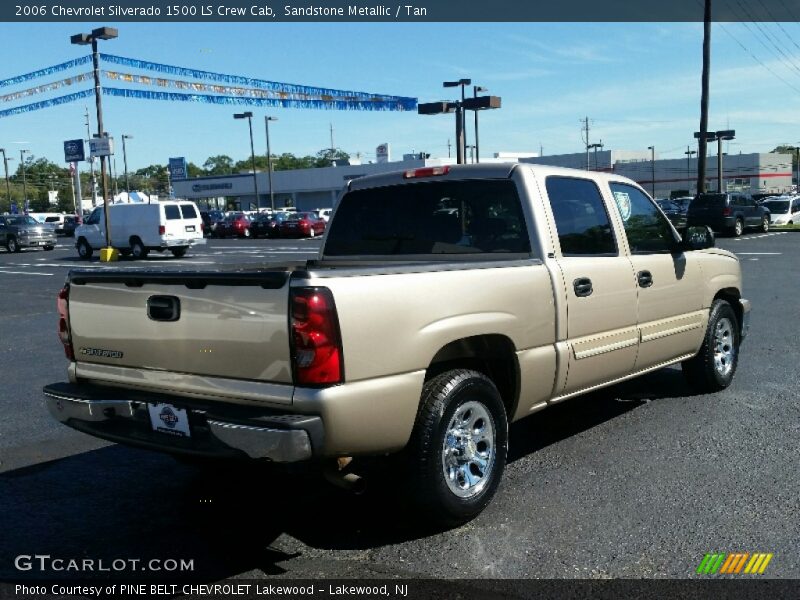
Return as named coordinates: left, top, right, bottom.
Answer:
left=637, top=270, right=653, bottom=288
left=573, top=277, right=593, bottom=297
left=147, top=295, right=181, bottom=322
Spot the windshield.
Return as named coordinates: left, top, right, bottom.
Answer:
left=325, top=179, right=532, bottom=258
left=762, top=200, right=790, bottom=214
left=7, top=216, right=39, bottom=226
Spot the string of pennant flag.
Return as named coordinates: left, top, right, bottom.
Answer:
left=0, top=53, right=417, bottom=119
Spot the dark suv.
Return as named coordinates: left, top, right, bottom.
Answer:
left=686, top=193, right=770, bottom=237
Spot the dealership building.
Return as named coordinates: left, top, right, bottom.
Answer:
left=170, top=149, right=793, bottom=211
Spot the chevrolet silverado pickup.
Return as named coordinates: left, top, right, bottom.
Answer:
left=44, top=164, right=750, bottom=525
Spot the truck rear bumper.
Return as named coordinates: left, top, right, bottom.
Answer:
left=43, top=382, right=321, bottom=462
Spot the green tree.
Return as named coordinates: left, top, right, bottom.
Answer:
left=314, top=148, right=350, bottom=168
left=202, top=154, right=234, bottom=175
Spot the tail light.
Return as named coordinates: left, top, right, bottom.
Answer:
left=57, top=285, right=74, bottom=361
left=290, top=287, right=343, bottom=385
left=159, top=225, right=166, bottom=235
left=403, top=165, right=450, bottom=179
left=200, top=222, right=205, bottom=232
left=722, top=207, right=732, bottom=216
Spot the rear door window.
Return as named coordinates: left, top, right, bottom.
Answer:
left=180, top=204, right=198, bottom=219
left=164, top=205, right=181, bottom=220
left=324, top=179, right=532, bottom=258
left=545, top=176, right=617, bottom=256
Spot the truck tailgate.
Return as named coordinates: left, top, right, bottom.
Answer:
left=67, top=269, right=293, bottom=384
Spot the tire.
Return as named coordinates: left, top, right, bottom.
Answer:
left=309, top=228, right=315, bottom=238
left=682, top=299, right=740, bottom=393
left=761, top=216, right=769, bottom=233
left=130, top=238, right=148, bottom=260
left=243, top=228, right=251, bottom=238
left=119, top=249, right=131, bottom=257
left=406, top=369, right=508, bottom=526
left=76, top=238, right=92, bottom=260
left=171, top=248, right=187, bottom=258
left=43, top=245, right=54, bottom=251
left=733, top=218, right=744, bottom=237
left=7, top=237, right=20, bottom=253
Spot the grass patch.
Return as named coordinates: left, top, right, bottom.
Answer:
left=771, top=223, right=800, bottom=231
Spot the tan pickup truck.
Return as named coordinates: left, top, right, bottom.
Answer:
left=44, top=164, right=750, bottom=525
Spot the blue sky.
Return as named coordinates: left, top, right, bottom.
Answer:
left=2, top=22, right=800, bottom=172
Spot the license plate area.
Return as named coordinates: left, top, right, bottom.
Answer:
left=185, top=225, right=195, bottom=232
left=147, top=402, right=191, bottom=437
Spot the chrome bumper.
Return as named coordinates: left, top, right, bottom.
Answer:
left=44, top=384, right=319, bottom=463
left=739, top=298, right=751, bottom=342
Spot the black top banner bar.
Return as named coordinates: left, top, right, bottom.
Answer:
left=3, top=0, right=800, bottom=22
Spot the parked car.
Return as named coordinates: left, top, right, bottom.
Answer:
left=656, top=199, right=688, bottom=229
left=55, top=215, right=80, bottom=237
left=74, top=201, right=205, bottom=259
left=250, top=212, right=290, bottom=238
left=316, top=208, right=333, bottom=223
left=278, top=212, right=326, bottom=238
left=686, top=192, right=770, bottom=237
left=671, top=196, right=694, bottom=212
left=214, top=212, right=252, bottom=238
left=761, top=196, right=800, bottom=225
left=0, top=214, right=56, bottom=252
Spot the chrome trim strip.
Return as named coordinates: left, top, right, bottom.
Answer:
left=640, top=322, right=702, bottom=343
left=573, top=337, right=638, bottom=360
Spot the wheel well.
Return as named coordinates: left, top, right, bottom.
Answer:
left=425, top=334, right=520, bottom=419
left=714, top=287, right=742, bottom=327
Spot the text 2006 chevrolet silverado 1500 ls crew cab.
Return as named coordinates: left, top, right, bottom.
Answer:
left=44, top=163, right=750, bottom=525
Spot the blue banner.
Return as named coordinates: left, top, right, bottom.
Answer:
left=103, top=87, right=416, bottom=111
left=0, top=89, right=94, bottom=119
left=0, top=56, right=92, bottom=89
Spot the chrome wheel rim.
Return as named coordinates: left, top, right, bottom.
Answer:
left=441, top=400, right=495, bottom=498
left=762, top=218, right=769, bottom=231
left=735, top=221, right=743, bottom=235
left=713, top=317, right=735, bottom=377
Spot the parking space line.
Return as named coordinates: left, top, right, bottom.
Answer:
left=733, top=232, right=787, bottom=241
left=0, top=269, right=54, bottom=276
left=735, top=252, right=782, bottom=255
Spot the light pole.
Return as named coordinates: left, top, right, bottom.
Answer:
left=685, top=147, right=697, bottom=194
left=72, top=26, right=118, bottom=257
left=0, top=149, right=11, bottom=210
left=122, top=134, right=132, bottom=194
left=264, top=116, right=277, bottom=211
left=20, top=149, right=29, bottom=210
left=714, top=130, right=735, bottom=193
left=472, top=85, right=487, bottom=163
left=588, top=142, right=603, bottom=171
left=647, top=146, right=656, bottom=197
left=234, top=111, right=260, bottom=209
left=84, top=107, right=98, bottom=207
left=443, top=78, right=471, bottom=164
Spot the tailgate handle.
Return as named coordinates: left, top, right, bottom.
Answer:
left=147, top=295, right=181, bottom=322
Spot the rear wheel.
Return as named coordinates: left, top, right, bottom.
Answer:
left=43, top=245, right=54, bottom=251
left=309, top=228, right=315, bottom=238
left=682, top=299, right=740, bottom=393
left=732, top=218, right=744, bottom=237
left=7, top=236, right=20, bottom=253
left=761, top=216, right=769, bottom=232
left=407, top=369, right=508, bottom=526
left=243, top=228, right=251, bottom=238
left=76, top=238, right=92, bottom=260
left=130, top=238, right=148, bottom=260
left=171, top=247, right=187, bottom=258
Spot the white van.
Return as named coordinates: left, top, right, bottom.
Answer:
left=762, top=195, right=800, bottom=226
left=74, top=201, right=205, bottom=259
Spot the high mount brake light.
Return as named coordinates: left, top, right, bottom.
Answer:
left=402, top=166, right=450, bottom=179
left=57, top=285, right=74, bottom=361
left=290, top=287, right=343, bottom=386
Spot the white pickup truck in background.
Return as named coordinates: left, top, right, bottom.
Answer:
left=46, top=163, right=749, bottom=525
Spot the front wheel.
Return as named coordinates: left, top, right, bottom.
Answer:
left=406, top=369, right=508, bottom=526
left=7, top=236, right=20, bottom=253
left=43, top=245, right=54, bottom=251
left=682, top=299, right=740, bottom=393
left=130, top=238, right=148, bottom=260
left=761, top=216, right=769, bottom=232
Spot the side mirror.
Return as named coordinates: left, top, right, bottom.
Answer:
left=677, top=225, right=715, bottom=251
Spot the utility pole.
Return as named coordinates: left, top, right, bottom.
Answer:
left=588, top=141, right=603, bottom=171
left=264, top=116, right=277, bottom=211
left=447, top=139, right=451, bottom=158
left=20, top=149, right=29, bottom=210
left=329, top=123, right=335, bottom=153
left=697, top=0, right=712, bottom=193
left=0, top=149, right=11, bottom=209
left=581, top=116, right=591, bottom=170
left=647, top=146, right=656, bottom=197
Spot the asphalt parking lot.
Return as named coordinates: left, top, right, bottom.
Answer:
left=0, top=233, right=798, bottom=580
